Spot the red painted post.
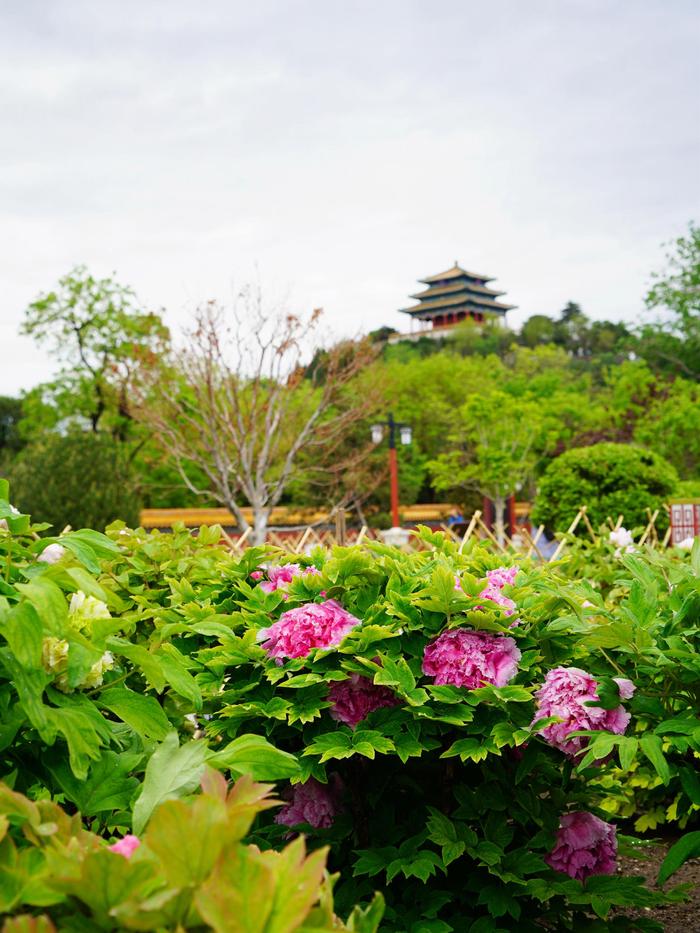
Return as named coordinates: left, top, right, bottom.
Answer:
left=389, top=446, right=400, bottom=527
left=507, top=495, right=516, bottom=537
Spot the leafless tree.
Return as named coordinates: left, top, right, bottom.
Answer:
left=134, top=292, right=379, bottom=543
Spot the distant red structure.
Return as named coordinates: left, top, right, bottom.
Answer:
left=669, top=500, right=700, bottom=544
left=394, top=262, right=516, bottom=342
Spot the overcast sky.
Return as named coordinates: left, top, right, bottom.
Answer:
left=1, top=0, right=699, bottom=394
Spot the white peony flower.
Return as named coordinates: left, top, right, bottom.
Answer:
left=677, top=537, right=695, bottom=551
left=81, top=651, right=115, bottom=689
left=42, top=636, right=69, bottom=673
left=37, top=543, right=67, bottom=564
left=609, top=527, right=634, bottom=549
left=69, top=591, right=111, bottom=625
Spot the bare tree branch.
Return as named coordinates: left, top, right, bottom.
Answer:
left=133, top=291, right=379, bottom=543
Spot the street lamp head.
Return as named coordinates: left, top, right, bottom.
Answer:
left=371, top=424, right=384, bottom=444
left=399, top=425, right=412, bottom=446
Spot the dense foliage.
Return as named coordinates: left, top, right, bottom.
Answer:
left=4, top=221, right=699, bottom=524
left=5, top=478, right=700, bottom=930
left=531, top=443, right=678, bottom=533
left=1, top=773, right=383, bottom=931
left=8, top=433, right=141, bottom=532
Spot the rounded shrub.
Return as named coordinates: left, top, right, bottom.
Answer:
left=9, top=431, right=140, bottom=531
left=531, top=442, right=678, bottom=533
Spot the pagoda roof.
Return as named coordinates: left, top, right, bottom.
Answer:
left=410, top=281, right=505, bottom=301
left=401, top=293, right=516, bottom=316
left=419, top=263, right=494, bottom=285
left=400, top=261, right=515, bottom=319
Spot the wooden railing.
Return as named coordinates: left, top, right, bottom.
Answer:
left=139, top=503, right=671, bottom=559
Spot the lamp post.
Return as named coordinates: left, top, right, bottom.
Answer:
left=370, top=413, right=412, bottom=528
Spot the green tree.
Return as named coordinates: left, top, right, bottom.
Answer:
left=9, top=432, right=141, bottom=531
left=0, top=397, right=25, bottom=470
left=531, top=442, right=678, bottom=533
left=634, top=379, right=700, bottom=480
left=636, top=222, right=700, bottom=378
left=21, top=266, right=170, bottom=438
left=428, top=390, right=543, bottom=544
left=519, top=314, right=557, bottom=348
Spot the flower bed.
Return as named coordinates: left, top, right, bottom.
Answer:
left=1, top=480, right=698, bottom=930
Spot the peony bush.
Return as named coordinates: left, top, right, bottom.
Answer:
left=2, top=477, right=697, bottom=931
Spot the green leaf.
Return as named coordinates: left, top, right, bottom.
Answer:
left=208, top=734, right=300, bottom=780
left=657, top=831, right=700, bottom=885
left=46, top=750, right=139, bottom=815
left=158, top=644, right=202, bottom=710
left=303, top=731, right=354, bottom=763
left=97, top=687, right=171, bottom=740
left=45, top=704, right=110, bottom=779
left=373, top=654, right=416, bottom=693
left=106, top=637, right=166, bottom=692
left=55, top=849, right=155, bottom=918
left=131, top=732, right=208, bottom=834
left=264, top=837, right=329, bottom=933
left=146, top=794, right=228, bottom=887
left=640, top=733, right=671, bottom=785
left=195, top=843, right=276, bottom=932
left=441, top=738, right=493, bottom=763
left=679, top=767, right=700, bottom=805
left=618, top=736, right=638, bottom=771
left=15, top=579, right=67, bottom=636
left=0, top=603, right=44, bottom=668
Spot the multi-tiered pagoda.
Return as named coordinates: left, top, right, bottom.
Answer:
left=396, top=263, right=515, bottom=339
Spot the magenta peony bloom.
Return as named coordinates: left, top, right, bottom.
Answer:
left=485, top=566, right=519, bottom=589
left=257, top=599, right=361, bottom=660
left=533, top=667, right=635, bottom=757
left=546, top=811, right=617, bottom=881
left=259, top=564, right=320, bottom=593
left=422, top=628, right=521, bottom=689
left=275, top=777, right=340, bottom=829
left=250, top=570, right=264, bottom=580
left=328, top=674, right=398, bottom=728
left=109, top=834, right=141, bottom=858
left=479, top=565, right=518, bottom=617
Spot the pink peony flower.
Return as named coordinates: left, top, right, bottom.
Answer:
left=250, top=570, right=264, bottom=581
left=485, top=566, right=519, bottom=589
left=259, top=564, right=321, bottom=593
left=533, top=667, right=635, bottom=757
left=109, top=834, right=141, bottom=858
left=614, top=677, right=635, bottom=700
left=275, top=777, right=340, bottom=829
left=422, top=628, right=521, bottom=689
left=479, top=565, right=518, bottom=617
left=257, top=599, right=361, bottom=660
left=328, top=674, right=398, bottom=728
left=546, top=811, right=617, bottom=881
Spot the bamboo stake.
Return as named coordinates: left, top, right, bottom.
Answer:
left=475, top=514, right=507, bottom=552
left=661, top=525, right=672, bottom=548
left=439, top=522, right=460, bottom=544
left=639, top=509, right=659, bottom=547
left=296, top=526, right=313, bottom=553
left=522, top=525, right=545, bottom=561
left=458, top=510, right=481, bottom=553
left=356, top=525, right=368, bottom=545
left=581, top=508, right=597, bottom=542
left=219, top=527, right=237, bottom=552
left=550, top=507, right=585, bottom=562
